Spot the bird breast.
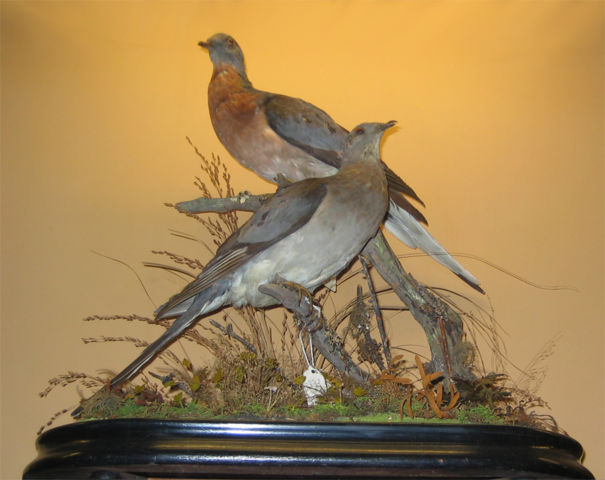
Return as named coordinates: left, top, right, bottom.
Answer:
left=208, top=69, right=337, bottom=183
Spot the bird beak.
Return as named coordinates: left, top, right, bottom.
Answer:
left=198, top=40, right=210, bottom=49
left=382, top=120, right=397, bottom=131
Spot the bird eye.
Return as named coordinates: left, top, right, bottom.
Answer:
left=227, top=38, right=236, bottom=48
left=354, top=127, right=365, bottom=136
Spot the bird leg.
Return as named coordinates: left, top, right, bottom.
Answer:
left=273, top=173, right=294, bottom=189
left=259, top=280, right=322, bottom=332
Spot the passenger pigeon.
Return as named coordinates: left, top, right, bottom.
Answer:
left=198, top=33, right=484, bottom=294
left=108, top=122, right=392, bottom=389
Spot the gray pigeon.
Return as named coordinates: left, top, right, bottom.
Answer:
left=108, top=121, right=393, bottom=388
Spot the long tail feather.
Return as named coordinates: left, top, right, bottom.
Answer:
left=384, top=200, right=484, bottom=294
left=109, top=282, right=228, bottom=388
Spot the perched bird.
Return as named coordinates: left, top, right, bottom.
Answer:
left=198, top=33, right=484, bottom=294
left=107, top=121, right=392, bottom=389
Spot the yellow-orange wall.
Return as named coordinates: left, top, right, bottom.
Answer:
left=2, top=1, right=603, bottom=478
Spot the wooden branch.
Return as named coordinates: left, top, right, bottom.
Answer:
left=259, top=282, right=369, bottom=385
left=361, top=231, right=476, bottom=384
left=170, top=191, right=272, bottom=215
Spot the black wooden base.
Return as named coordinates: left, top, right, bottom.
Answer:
left=23, top=419, right=593, bottom=479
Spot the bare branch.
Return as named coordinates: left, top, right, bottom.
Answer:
left=169, top=191, right=272, bottom=215
left=209, top=319, right=258, bottom=355
left=361, top=231, right=476, bottom=385
left=259, top=281, right=369, bottom=385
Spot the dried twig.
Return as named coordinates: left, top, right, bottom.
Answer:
left=209, top=319, right=258, bottom=355
left=359, top=256, right=391, bottom=365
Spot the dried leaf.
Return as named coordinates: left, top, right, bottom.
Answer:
left=436, top=383, right=443, bottom=405
left=211, top=369, right=224, bottom=384
left=191, top=375, right=201, bottom=392
left=234, top=365, right=246, bottom=383
left=353, top=387, right=368, bottom=397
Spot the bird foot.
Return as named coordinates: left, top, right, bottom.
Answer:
left=259, top=280, right=322, bottom=331
left=273, top=173, right=294, bottom=189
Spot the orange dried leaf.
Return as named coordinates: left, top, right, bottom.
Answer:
left=406, top=393, right=414, bottom=418
left=389, top=354, right=405, bottom=367
left=414, top=355, right=425, bottom=375
left=424, top=371, right=443, bottom=385
left=392, top=377, right=413, bottom=385
left=444, top=387, right=460, bottom=411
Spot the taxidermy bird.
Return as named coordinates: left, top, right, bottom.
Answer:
left=106, top=121, right=393, bottom=389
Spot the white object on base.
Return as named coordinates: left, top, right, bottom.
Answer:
left=302, top=366, right=329, bottom=406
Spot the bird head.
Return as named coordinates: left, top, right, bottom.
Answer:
left=199, top=33, right=247, bottom=76
left=342, top=121, right=397, bottom=166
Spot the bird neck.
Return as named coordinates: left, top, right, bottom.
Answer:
left=336, top=155, right=388, bottom=203
left=341, top=157, right=381, bottom=174
left=340, top=144, right=380, bottom=169
left=212, top=62, right=253, bottom=89
left=339, top=147, right=385, bottom=180
left=208, top=64, right=259, bottom=123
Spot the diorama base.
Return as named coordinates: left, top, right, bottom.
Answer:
left=23, top=419, right=593, bottom=479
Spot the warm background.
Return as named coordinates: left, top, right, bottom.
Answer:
left=2, top=1, right=603, bottom=478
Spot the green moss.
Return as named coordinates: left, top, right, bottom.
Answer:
left=80, top=397, right=506, bottom=428
left=344, top=413, right=458, bottom=424
left=86, top=399, right=215, bottom=420
left=455, top=405, right=505, bottom=425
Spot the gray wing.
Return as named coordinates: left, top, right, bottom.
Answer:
left=382, top=162, right=427, bottom=225
left=382, top=162, right=424, bottom=207
left=263, top=94, right=348, bottom=168
left=156, top=180, right=328, bottom=317
left=263, top=94, right=427, bottom=225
